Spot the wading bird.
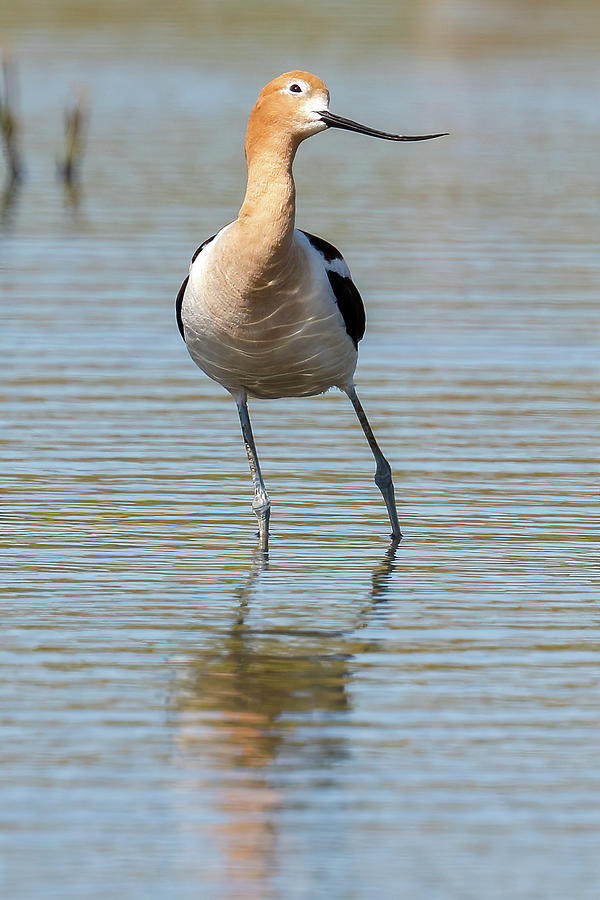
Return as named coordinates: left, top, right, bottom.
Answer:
left=176, top=71, right=446, bottom=550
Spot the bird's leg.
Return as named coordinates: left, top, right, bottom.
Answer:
left=344, top=384, right=402, bottom=540
left=235, top=395, right=271, bottom=550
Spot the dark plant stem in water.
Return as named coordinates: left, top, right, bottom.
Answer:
left=0, top=49, right=24, bottom=186
left=58, top=87, right=89, bottom=188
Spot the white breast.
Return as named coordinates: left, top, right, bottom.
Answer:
left=181, top=227, right=357, bottom=399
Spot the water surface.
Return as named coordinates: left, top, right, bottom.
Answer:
left=1, top=1, right=599, bottom=897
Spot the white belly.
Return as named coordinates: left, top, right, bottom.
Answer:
left=181, top=229, right=357, bottom=399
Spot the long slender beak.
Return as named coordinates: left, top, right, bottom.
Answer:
left=318, top=110, right=448, bottom=142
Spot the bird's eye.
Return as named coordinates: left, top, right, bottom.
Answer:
left=289, top=83, right=302, bottom=93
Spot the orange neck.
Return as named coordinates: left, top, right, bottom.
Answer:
left=238, top=132, right=299, bottom=251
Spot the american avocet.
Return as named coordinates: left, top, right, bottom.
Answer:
left=176, top=71, right=446, bottom=549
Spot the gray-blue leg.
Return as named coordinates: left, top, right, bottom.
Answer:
left=345, top=384, right=402, bottom=540
left=236, top=396, right=271, bottom=550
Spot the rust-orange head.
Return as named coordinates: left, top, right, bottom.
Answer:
left=245, top=71, right=331, bottom=161
left=244, top=70, right=448, bottom=164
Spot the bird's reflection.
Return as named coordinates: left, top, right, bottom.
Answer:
left=177, top=544, right=355, bottom=766
left=173, top=538, right=400, bottom=892
left=231, top=545, right=268, bottom=626
left=372, top=536, right=400, bottom=602
left=358, top=535, right=400, bottom=622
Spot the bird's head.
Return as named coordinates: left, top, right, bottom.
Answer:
left=245, top=70, right=447, bottom=160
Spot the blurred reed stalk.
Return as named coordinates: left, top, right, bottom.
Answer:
left=58, top=87, right=89, bottom=189
left=0, top=49, right=24, bottom=186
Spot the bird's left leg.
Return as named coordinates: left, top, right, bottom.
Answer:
left=235, top=394, right=271, bottom=550
left=344, top=383, right=402, bottom=540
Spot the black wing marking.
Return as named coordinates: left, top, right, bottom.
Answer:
left=176, top=233, right=217, bottom=341
left=326, top=270, right=366, bottom=348
left=175, top=275, right=189, bottom=340
left=300, top=230, right=343, bottom=264
left=301, top=229, right=366, bottom=348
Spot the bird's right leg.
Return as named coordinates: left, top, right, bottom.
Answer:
left=235, top=393, right=271, bottom=551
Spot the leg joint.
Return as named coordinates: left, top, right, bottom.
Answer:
left=252, top=493, right=271, bottom=518
left=374, top=458, right=393, bottom=491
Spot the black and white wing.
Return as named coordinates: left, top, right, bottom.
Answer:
left=300, top=230, right=366, bottom=349
left=175, top=233, right=217, bottom=340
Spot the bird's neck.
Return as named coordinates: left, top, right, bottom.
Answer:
left=237, top=136, right=298, bottom=263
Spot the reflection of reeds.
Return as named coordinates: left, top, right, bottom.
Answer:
left=58, top=87, right=89, bottom=188
left=0, top=49, right=24, bottom=186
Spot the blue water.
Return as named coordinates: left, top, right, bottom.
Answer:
left=2, top=2, right=599, bottom=897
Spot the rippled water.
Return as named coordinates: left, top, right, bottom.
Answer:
left=2, top=1, right=599, bottom=897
